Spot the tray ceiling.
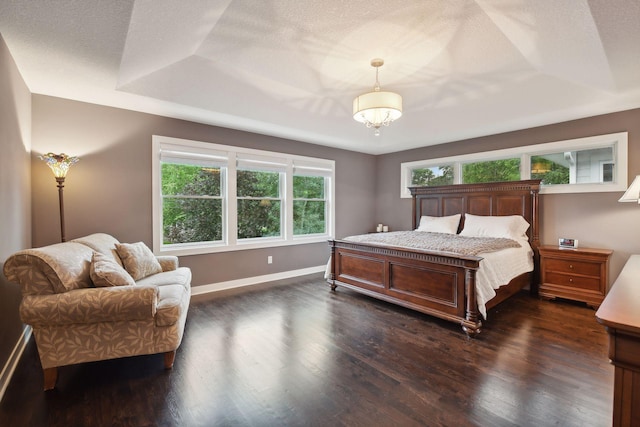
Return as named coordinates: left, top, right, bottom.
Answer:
left=1, top=0, right=639, bottom=154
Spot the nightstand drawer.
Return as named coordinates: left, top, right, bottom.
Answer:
left=544, top=272, right=601, bottom=292
left=544, top=258, right=601, bottom=277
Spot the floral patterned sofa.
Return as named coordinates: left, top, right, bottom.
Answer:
left=3, top=233, right=191, bottom=390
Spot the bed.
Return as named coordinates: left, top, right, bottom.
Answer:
left=327, top=180, right=541, bottom=336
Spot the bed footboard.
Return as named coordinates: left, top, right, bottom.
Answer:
left=328, top=240, right=483, bottom=336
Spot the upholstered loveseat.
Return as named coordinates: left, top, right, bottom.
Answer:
left=3, top=233, right=191, bottom=390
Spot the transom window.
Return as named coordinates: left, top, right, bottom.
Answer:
left=401, top=132, right=628, bottom=197
left=153, top=136, right=335, bottom=255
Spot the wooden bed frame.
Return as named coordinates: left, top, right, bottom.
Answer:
left=327, top=180, right=541, bottom=336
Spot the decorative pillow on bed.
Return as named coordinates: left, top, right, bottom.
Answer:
left=115, top=242, right=163, bottom=281
left=459, top=214, right=530, bottom=240
left=90, top=251, right=136, bottom=287
left=416, top=214, right=461, bottom=234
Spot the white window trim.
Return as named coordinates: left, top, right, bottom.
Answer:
left=152, top=135, right=335, bottom=256
left=400, top=132, right=628, bottom=198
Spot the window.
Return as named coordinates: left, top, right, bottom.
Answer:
left=236, top=156, right=285, bottom=240
left=236, top=169, right=282, bottom=239
left=293, top=177, right=326, bottom=235
left=292, top=162, right=332, bottom=237
left=410, top=165, right=453, bottom=186
left=401, top=132, right=628, bottom=197
left=530, top=147, right=616, bottom=186
left=159, top=150, right=226, bottom=245
left=462, top=158, right=521, bottom=184
left=601, top=162, right=614, bottom=183
left=153, top=136, right=335, bottom=255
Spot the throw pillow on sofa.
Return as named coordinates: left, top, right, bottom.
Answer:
left=90, top=251, right=136, bottom=287
left=115, top=242, right=163, bottom=280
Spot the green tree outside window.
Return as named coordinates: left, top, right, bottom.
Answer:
left=293, top=175, right=326, bottom=235
left=237, top=170, right=281, bottom=239
left=462, top=159, right=521, bottom=183
left=411, top=165, right=454, bottom=186
left=161, top=163, right=223, bottom=244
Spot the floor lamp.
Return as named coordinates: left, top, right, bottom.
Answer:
left=39, top=153, right=79, bottom=242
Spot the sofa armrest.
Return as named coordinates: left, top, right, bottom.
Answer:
left=20, top=286, right=159, bottom=327
left=156, top=255, right=178, bottom=272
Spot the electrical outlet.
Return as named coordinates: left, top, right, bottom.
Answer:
left=267, top=256, right=273, bottom=264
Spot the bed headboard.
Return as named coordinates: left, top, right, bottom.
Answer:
left=409, top=180, right=541, bottom=248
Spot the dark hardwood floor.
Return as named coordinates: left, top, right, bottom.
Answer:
left=0, top=274, right=613, bottom=426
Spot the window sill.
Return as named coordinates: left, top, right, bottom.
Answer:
left=157, top=235, right=332, bottom=256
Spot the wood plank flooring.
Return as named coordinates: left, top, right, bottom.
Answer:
left=0, top=274, right=614, bottom=426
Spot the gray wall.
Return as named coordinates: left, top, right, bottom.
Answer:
left=0, top=34, right=31, bottom=379
left=26, top=94, right=640, bottom=289
left=376, top=108, right=640, bottom=286
left=31, top=95, right=377, bottom=286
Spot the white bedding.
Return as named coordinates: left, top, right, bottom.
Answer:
left=475, top=238, right=533, bottom=318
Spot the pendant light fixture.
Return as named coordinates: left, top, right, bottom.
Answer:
left=353, top=58, right=403, bottom=136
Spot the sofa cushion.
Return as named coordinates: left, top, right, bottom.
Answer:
left=90, top=252, right=136, bottom=287
left=115, top=242, right=163, bottom=281
left=136, top=267, right=191, bottom=290
left=73, top=233, right=123, bottom=267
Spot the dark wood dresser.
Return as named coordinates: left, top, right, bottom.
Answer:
left=596, top=255, right=640, bottom=427
left=539, top=245, right=613, bottom=308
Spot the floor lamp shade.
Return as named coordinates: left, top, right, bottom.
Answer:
left=39, top=153, right=79, bottom=242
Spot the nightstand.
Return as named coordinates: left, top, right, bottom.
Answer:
left=538, top=245, right=613, bottom=309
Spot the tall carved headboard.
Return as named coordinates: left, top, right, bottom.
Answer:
left=409, top=180, right=541, bottom=249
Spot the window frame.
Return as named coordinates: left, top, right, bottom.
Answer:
left=152, top=136, right=335, bottom=256
left=400, top=132, right=628, bottom=198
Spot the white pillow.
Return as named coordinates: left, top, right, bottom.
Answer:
left=459, top=214, right=530, bottom=240
left=416, top=214, right=461, bottom=234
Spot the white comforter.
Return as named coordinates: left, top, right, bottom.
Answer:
left=474, top=239, right=533, bottom=318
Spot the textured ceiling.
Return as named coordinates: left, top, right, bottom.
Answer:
left=2, top=0, right=640, bottom=154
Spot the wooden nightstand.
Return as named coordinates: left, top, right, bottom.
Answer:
left=538, top=245, right=613, bottom=309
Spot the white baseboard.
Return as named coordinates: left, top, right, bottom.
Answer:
left=191, top=265, right=326, bottom=296
left=0, top=325, right=31, bottom=403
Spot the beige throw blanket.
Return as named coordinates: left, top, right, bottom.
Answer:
left=343, top=231, right=521, bottom=256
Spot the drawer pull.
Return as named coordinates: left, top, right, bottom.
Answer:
left=569, top=264, right=573, bottom=269
left=569, top=278, right=573, bottom=282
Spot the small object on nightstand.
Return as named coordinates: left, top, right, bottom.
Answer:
left=558, top=238, right=578, bottom=249
left=539, top=245, right=613, bottom=309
